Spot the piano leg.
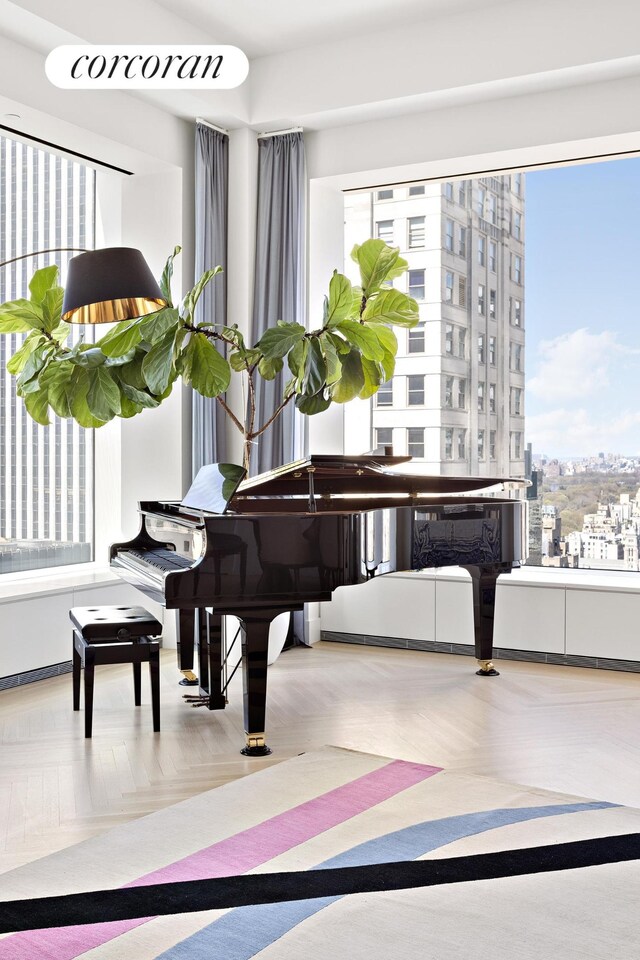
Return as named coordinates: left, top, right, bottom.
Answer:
left=203, top=611, right=226, bottom=710
left=461, top=563, right=514, bottom=676
left=177, top=609, right=199, bottom=686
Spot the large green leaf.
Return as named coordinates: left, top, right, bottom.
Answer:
left=286, top=338, right=308, bottom=381
left=138, top=306, right=180, bottom=345
left=29, top=266, right=59, bottom=304
left=24, top=389, right=50, bottom=426
left=16, top=342, right=54, bottom=394
left=159, top=245, right=181, bottom=305
left=362, top=289, right=419, bottom=327
left=351, top=239, right=401, bottom=297
left=42, top=287, right=64, bottom=333
left=296, top=391, right=331, bottom=415
left=258, top=356, right=284, bottom=381
left=51, top=321, right=71, bottom=344
left=181, top=333, right=230, bottom=398
left=0, top=299, right=45, bottom=333
left=68, top=345, right=108, bottom=368
left=6, top=335, right=44, bottom=375
left=359, top=357, right=383, bottom=400
left=319, top=333, right=341, bottom=385
left=258, top=322, right=306, bottom=360
left=86, top=366, right=121, bottom=421
left=230, top=348, right=260, bottom=372
left=181, top=267, right=223, bottom=320
left=39, top=360, right=74, bottom=418
left=70, top=368, right=105, bottom=428
left=119, top=381, right=160, bottom=409
left=330, top=350, right=365, bottom=403
left=118, top=354, right=147, bottom=390
left=325, top=272, right=354, bottom=327
left=303, top=338, right=327, bottom=396
left=98, top=319, right=143, bottom=357
left=368, top=323, right=398, bottom=355
left=142, top=329, right=177, bottom=395
left=334, top=319, right=384, bottom=361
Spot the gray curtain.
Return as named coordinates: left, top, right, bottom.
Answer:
left=250, top=132, right=306, bottom=476
left=192, top=123, right=229, bottom=478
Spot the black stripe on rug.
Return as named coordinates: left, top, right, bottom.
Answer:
left=1, top=833, right=639, bottom=934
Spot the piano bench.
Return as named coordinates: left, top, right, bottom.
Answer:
left=70, top=605, right=162, bottom=739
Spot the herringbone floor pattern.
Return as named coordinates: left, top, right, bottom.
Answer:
left=1, top=641, right=640, bottom=874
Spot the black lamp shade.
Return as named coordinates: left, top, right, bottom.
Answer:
left=61, top=247, right=168, bottom=324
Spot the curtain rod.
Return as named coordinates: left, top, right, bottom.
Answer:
left=196, top=118, right=229, bottom=136
left=258, top=126, right=303, bottom=139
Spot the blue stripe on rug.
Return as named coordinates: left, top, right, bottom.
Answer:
left=158, top=800, right=615, bottom=959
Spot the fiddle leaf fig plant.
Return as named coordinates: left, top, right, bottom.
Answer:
left=0, top=239, right=419, bottom=472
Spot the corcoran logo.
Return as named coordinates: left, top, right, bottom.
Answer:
left=45, top=45, right=249, bottom=89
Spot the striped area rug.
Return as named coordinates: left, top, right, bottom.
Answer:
left=0, top=746, right=639, bottom=959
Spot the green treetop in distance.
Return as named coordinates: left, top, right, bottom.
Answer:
left=0, top=239, right=419, bottom=473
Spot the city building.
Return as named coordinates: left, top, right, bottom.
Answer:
left=345, top=176, right=525, bottom=477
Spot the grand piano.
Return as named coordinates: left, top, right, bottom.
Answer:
left=110, top=455, right=528, bottom=755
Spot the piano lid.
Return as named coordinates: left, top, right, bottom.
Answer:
left=181, top=463, right=247, bottom=514
left=233, top=455, right=527, bottom=500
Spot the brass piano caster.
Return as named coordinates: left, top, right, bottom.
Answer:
left=179, top=670, right=199, bottom=687
left=476, top=659, right=500, bottom=677
left=241, top=733, right=272, bottom=757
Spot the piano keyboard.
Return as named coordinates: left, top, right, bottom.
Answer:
left=113, top=548, right=194, bottom=585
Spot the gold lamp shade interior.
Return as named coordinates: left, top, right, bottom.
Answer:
left=61, top=247, right=168, bottom=324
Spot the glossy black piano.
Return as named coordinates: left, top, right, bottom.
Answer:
left=110, top=455, right=528, bottom=755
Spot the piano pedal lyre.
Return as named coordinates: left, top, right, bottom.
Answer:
left=182, top=694, right=210, bottom=707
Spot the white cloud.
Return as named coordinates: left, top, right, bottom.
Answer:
left=526, top=328, right=623, bottom=402
left=527, top=407, right=640, bottom=457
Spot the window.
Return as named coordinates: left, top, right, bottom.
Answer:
left=458, top=276, right=467, bottom=307
left=511, top=297, right=522, bottom=326
left=377, top=189, right=393, bottom=200
left=407, top=428, right=425, bottom=459
left=478, top=430, right=485, bottom=460
left=445, top=181, right=454, bottom=200
left=458, top=182, right=466, bottom=206
left=457, top=430, right=466, bottom=459
left=513, top=431, right=522, bottom=459
left=408, top=322, right=426, bottom=353
left=489, top=336, right=496, bottom=365
left=489, top=430, right=496, bottom=460
left=458, top=226, right=467, bottom=257
left=457, top=378, right=466, bottom=409
left=489, top=289, right=496, bottom=318
left=511, top=387, right=522, bottom=416
left=445, top=323, right=454, bottom=354
left=445, top=219, right=454, bottom=252
left=0, top=133, right=95, bottom=575
left=478, top=334, right=485, bottom=364
left=477, top=283, right=485, bottom=315
left=477, top=382, right=485, bottom=412
left=477, top=185, right=486, bottom=216
left=408, top=216, right=425, bottom=248
left=444, top=271, right=454, bottom=302
left=445, top=428, right=453, bottom=460
left=376, top=428, right=393, bottom=451
left=408, top=269, right=425, bottom=300
left=445, top=376, right=454, bottom=407
left=376, top=219, right=394, bottom=243
left=512, top=254, right=523, bottom=284
left=489, top=240, right=497, bottom=272
left=488, top=193, right=497, bottom=225
left=457, top=327, right=466, bottom=358
left=478, top=236, right=486, bottom=266
left=511, top=342, right=523, bottom=372
left=512, top=211, right=522, bottom=240
left=513, top=172, right=522, bottom=196
left=407, top=375, right=425, bottom=406
left=409, top=184, right=425, bottom=196
left=489, top=384, right=496, bottom=413
left=376, top=381, right=393, bottom=406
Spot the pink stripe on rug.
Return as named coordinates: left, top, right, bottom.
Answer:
left=1, top=758, right=441, bottom=960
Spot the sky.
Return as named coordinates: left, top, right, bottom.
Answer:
left=524, top=156, right=640, bottom=459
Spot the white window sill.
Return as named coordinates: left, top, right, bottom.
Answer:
left=390, top=565, right=640, bottom=593
left=0, top=563, right=118, bottom=604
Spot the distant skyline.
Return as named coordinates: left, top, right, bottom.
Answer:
left=525, top=155, right=640, bottom=459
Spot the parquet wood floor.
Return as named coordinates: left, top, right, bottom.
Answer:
left=1, top=641, right=639, bottom=874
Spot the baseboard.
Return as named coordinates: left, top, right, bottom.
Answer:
left=0, top=660, right=73, bottom=690
left=320, top=631, right=640, bottom=674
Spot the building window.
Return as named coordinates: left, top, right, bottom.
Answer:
left=489, top=430, right=496, bottom=460
left=445, top=219, right=454, bottom=252
left=477, top=382, right=485, bottom=412
left=477, top=185, right=486, bottom=216
left=408, top=216, right=425, bottom=248
left=488, top=193, right=497, bottom=225
left=407, top=375, right=425, bottom=406
left=512, top=254, right=523, bottom=284
left=458, top=182, right=466, bottom=206
left=376, top=427, right=393, bottom=451
left=489, top=289, right=496, bottom=318
left=458, top=276, right=467, bottom=307
left=489, top=240, right=497, bottom=272
left=511, top=342, right=523, bottom=372
left=445, top=181, right=454, bottom=200
left=478, top=236, right=486, bottom=266
left=408, top=428, right=425, bottom=459
left=457, top=327, right=466, bottom=359
left=409, top=184, right=425, bottom=196
left=0, top=133, right=95, bottom=574
left=408, top=321, right=426, bottom=353
left=457, top=378, right=466, bottom=409
left=376, top=380, right=393, bottom=406
left=377, top=189, right=393, bottom=200
left=489, top=384, right=496, bottom=413
left=511, top=387, right=522, bottom=415
left=489, top=336, right=496, bottom=365
left=445, top=376, right=454, bottom=408
left=513, top=172, right=522, bottom=196
left=478, top=334, right=485, bottom=364
left=445, top=323, right=454, bottom=354
left=512, top=211, right=522, bottom=240
left=445, top=428, right=453, bottom=460
left=511, top=298, right=522, bottom=326
left=477, top=283, right=485, bottom=315
left=478, top=430, right=485, bottom=460
left=445, top=271, right=454, bottom=302
left=513, top=431, right=522, bottom=459
left=457, top=430, right=466, bottom=459
left=376, top=219, right=394, bottom=243
left=408, top=269, right=425, bottom=300
left=458, top=226, right=467, bottom=258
